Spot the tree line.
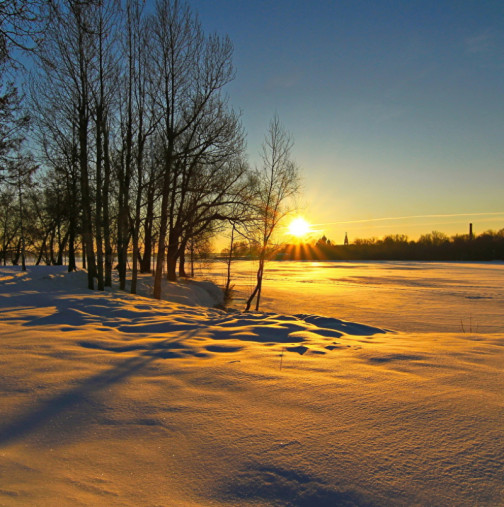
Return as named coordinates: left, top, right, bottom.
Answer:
left=274, top=230, right=504, bottom=262
left=0, top=0, right=300, bottom=306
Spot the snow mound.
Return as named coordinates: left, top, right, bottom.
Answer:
left=0, top=265, right=224, bottom=308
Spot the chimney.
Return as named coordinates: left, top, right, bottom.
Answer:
left=469, top=223, right=473, bottom=240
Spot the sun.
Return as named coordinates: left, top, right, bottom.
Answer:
left=287, top=217, right=312, bottom=239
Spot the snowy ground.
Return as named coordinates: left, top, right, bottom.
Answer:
left=0, top=264, right=503, bottom=506
left=204, top=260, right=504, bottom=333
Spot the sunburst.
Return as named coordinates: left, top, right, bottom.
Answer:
left=287, top=217, right=311, bottom=239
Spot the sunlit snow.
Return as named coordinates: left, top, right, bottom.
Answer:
left=205, top=260, right=504, bottom=333
left=0, top=263, right=502, bottom=506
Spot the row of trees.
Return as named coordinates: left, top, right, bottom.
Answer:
left=274, top=230, right=504, bottom=261
left=31, top=0, right=248, bottom=296
left=0, top=0, right=45, bottom=269
left=0, top=0, right=300, bottom=308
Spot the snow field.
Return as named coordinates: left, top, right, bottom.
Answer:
left=0, top=265, right=503, bottom=506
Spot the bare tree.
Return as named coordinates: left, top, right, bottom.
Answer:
left=25, top=0, right=254, bottom=296
left=0, top=68, right=33, bottom=269
left=150, top=0, right=242, bottom=298
left=0, top=185, right=18, bottom=264
left=221, top=201, right=256, bottom=304
left=28, top=170, right=70, bottom=266
left=29, top=85, right=81, bottom=272
left=0, top=0, right=46, bottom=67
left=117, top=0, right=159, bottom=294
left=0, top=1, right=46, bottom=267
left=0, top=81, right=29, bottom=181
left=5, top=155, right=37, bottom=270
left=127, top=0, right=158, bottom=293
left=89, top=0, right=119, bottom=289
left=245, top=115, right=300, bottom=312
left=56, top=1, right=97, bottom=289
left=34, top=0, right=116, bottom=289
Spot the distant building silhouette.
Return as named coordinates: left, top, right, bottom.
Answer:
left=469, top=223, right=473, bottom=240
left=344, top=232, right=349, bottom=245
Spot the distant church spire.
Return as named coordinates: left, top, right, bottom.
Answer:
left=344, top=232, right=349, bottom=245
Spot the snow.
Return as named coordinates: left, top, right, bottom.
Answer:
left=0, top=264, right=503, bottom=506
left=204, top=260, right=504, bottom=333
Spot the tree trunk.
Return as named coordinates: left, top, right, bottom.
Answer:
left=67, top=215, right=77, bottom=272
left=190, top=238, right=195, bottom=278
left=67, top=161, right=78, bottom=273
left=95, top=116, right=105, bottom=291
left=225, top=223, right=235, bottom=297
left=13, top=238, right=21, bottom=266
left=103, top=118, right=113, bottom=287
left=55, top=218, right=62, bottom=265
left=254, top=263, right=264, bottom=311
left=57, top=230, right=69, bottom=266
left=49, top=226, right=56, bottom=265
left=35, top=229, right=50, bottom=266
left=76, top=7, right=96, bottom=290
left=245, top=256, right=265, bottom=311
left=153, top=141, right=175, bottom=298
left=166, top=226, right=179, bottom=282
left=178, top=239, right=187, bottom=278
left=81, top=237, right=86, bottom=269
left=18, top=176, right=26, bottom=271
left=79, top=130, right=95, bottom=288
left=166, top=241, right=178, bottom=282
left=140, top=187, right=154, bottom=273
left=153, top=188, right=170, bottom=299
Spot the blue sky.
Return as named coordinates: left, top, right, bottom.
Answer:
left=185, top=0, right=504, bottom=242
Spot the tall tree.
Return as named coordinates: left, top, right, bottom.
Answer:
left=36, top=0, right=108, bottom=288
left=118, top=0, right=159, bottom=293
left=150, top=0, right=242, bottom=298
left=89, top=0, right=119, bottom=289
left=62, top=0, right=97, bottom=288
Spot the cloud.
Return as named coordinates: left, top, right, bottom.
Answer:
left=264, top=70, right=302, bottom=90
left=350, top=101, right=406, bottom=124
left=465, top=29, right=496, bottom=55
left=315, top=211, right=504, bottom=226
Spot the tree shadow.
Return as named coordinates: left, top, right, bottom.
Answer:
left=0, top=330, right=200, bottom=448
left=221, top=463, right=377, bottom=506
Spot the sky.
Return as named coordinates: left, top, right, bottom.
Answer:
left=184, top=0, right=504, bottom=244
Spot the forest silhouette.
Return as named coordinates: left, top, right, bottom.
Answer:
left=276, top=229, right=504, bottom=262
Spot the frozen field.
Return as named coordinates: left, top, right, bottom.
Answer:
left=203, top=260, right=504, bottom=333
left=1, top=264, right=503, bottom=506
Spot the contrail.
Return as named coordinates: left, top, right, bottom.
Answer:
left=313, top=212, right=504, bottom=227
